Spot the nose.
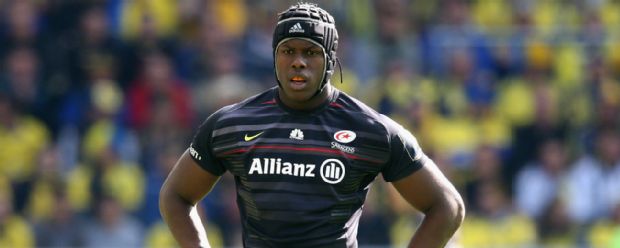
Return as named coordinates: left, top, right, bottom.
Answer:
left=291, top=54, right=307, bottom=70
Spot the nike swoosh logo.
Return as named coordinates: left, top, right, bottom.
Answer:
left=244, top=132, right=264, bottom=141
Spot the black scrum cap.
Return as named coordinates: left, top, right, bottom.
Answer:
left=273, top=3, right=339, bottom=90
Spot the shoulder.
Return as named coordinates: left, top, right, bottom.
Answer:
left=517, top=163, right=545, bottom=180
left=570, top=156, right=599, bottom=172
left=332, top=90, right=420, bottom=151
left=333, top=91, right=384, bottom=125
left=567, top=155, right=603, bottom=181
left=336, top=91, right=408, bottom=135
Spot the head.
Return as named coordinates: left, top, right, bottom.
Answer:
left=96, top=195, right=124, bottom=227
left=6, top=0, right=38, bottom=41
left=273, top=3, right=338, bottom=108
left=5, top=45, right=39, bottom=83
left=142, top=50, right=173, bottom=90
left=539, top=139, right=567, bottom=175
left=80, top=5, right=108, bottom=44
left=596, top=128, right=620, bottom=166
left=476, top=181, right=508, bottom=216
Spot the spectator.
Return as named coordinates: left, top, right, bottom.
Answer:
left=66, top=147, right=144, bottom=213
left=0, top=95, right=50, bottom=211
left=515, top=138, right=570, bottom=218
left=567, top=128, right=620, bottom=224
left=0, top=176, right=34, bottom=247
left=536, top=198, right=578, bottom=246
left=0, top=46, right=47, bottom=123
left=0, top=0, right=44, bottom=57
left=64, top=5, right=123, bottom=88
left=502, top=61, right=567, bottom=192
left=464, top=144, right=503, bottom=212
left=125, top=50, right=193, bottom=130
left=82, top=195, right=144, bottom=248
left=34, top=187, right=86, bottom=247
left=24, top=147, right=63, bottom=222
left=191, top=48, right=261, bottom=116
left=589, top=202, right=620, bottom=247
left=460, top=181, right=536, bottom=247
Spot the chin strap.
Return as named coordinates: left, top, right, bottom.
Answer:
left=311, top=80, right=327, bottom=98
left=310, top=57, right=343, bottom=99
left=336, top=57, right=343, bottom=84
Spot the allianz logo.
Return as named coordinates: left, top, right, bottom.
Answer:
left=249, top=158, right=345, bottom=184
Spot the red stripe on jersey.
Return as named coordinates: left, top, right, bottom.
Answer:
left=221, top=145, right=381, bottom=163
left=262, top=99, right=276, bottom=104
left=329, top=102, right=343, bottom=108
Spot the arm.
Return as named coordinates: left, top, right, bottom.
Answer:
left=391, top=159, right=465, bottom=248
left=160, top=149, right=221, bottom=248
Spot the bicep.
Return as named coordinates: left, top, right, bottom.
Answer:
left=391, top=159, right=457, bottom=213
left=161, top=149, right=221, bottom=205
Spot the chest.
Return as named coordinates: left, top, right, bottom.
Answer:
left=212, top=114, right=389, bottom=190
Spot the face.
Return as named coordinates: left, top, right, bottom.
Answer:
left=275, top=38, right=327, bottom=108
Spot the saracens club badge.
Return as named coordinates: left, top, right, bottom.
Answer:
left=334, top=130, right=356, bottom=143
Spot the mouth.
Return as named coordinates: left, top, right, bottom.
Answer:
left=288, top=76, right=308, bottom=90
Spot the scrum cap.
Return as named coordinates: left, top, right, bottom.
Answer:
left=273, top=3, right=339, bottom=91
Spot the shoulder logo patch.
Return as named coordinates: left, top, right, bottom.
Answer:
left=289, top=129, right=304, bottom=140
left=244, top=131, right=264, bottom=141
left=334, top=130, right=356, bottom=143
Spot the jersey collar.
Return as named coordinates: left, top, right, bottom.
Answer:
left=274, top=86, right=339, bottom=115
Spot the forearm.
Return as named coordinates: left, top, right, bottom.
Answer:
left=160, top=191, right=210, bottom=248
left=408, top=197, right=465, bottom=248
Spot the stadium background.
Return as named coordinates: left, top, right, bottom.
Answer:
left=1, top=0, right=620, bottom=247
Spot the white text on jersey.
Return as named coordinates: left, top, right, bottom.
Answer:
left=249, top=158, right=316, bottom=177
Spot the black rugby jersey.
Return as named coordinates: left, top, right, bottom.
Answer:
left=189, top=87, right=426, bottom=248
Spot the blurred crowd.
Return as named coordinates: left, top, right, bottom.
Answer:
left=1, top=0, right=620, bottom=247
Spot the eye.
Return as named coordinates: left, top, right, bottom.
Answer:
left=307, top=50, right=322, bottom=56
left=281, top=49, right=294, bottom=55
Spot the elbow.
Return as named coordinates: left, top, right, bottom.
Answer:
left=159, top=181, right=183, bottom=216
left=429, top=188, right=465, bottom=232
left=159, top=182, right=194, bottom=214
left=159, top=183, right=172, bottom=216
left=449, top=189, right=466, bottom=231
left=455, top=194, right=466, bottom=227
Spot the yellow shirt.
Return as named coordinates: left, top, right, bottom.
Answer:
left=0, top=116, right=50, bottom=182
left=0, top=215, right=34, bottom=248
left=460, top=214, right=537, bottom=248
left=120, top=0, right=178, bottom=40
left=145, top=221, right=224, bottom=248
left=589, top=221, right=620, bottom=248
left=67, top=162, right=145, bottom=211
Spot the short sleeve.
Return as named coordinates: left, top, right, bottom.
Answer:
left=381, top=122, right=426, bottom=182
left=188, top=109, right=228, bottom=176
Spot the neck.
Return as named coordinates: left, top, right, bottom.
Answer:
left=278, top=84, right=332, bottom=111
